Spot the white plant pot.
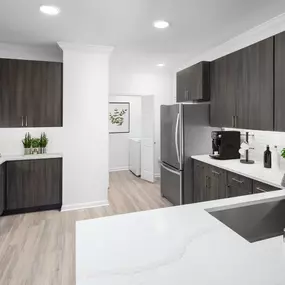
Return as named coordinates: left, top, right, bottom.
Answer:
left=24, top=148, right=31, bottom=155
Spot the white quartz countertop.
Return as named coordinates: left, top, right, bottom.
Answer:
left=76, top=191, right=285, bottom=285
left=192, top=154, right=284, bottom=188
left=0, top=153, right=62, bottom=165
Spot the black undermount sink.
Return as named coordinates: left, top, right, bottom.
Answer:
left=209, top=199, right=285, bottom=243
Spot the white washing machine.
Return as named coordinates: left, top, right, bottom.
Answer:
left=129, top=138, right=141, bottom=176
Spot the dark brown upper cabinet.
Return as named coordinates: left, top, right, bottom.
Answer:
left=210, top=37, right=274, bottom=131
left=0, top=58, right=62, bottom=128
left=275, top=31, right=285, bottom=131
left=210, top=55, right=236, bottom=127
left=176, top=61, right=210, bottom=102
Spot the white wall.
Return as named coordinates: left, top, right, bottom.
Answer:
left=59, top=43, right=113, bottom=210
left=110, top=61, right=173, bottom=175
left=225, top=128, right=285, bottom=170
left=0, top=42, right=62, bottom=62
left=109, top=95, right=142, bottom=171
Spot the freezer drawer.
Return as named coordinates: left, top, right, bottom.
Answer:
left=160, top=163, right=182, bottom=206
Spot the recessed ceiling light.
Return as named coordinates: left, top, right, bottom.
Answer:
left=153, top=20, right=170, bottom=29
left=156, top=63, right=165, bottom=67
left=40, top=5, right=60, bottom=15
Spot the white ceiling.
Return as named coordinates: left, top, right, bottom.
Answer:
left=1, top=0, right=285, bottom=69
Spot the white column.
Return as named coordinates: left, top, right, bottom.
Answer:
left=58, top=42, right=113, bottom=211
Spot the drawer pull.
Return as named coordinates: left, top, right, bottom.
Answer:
left=256, top=187, right=267, bottom=193
left=232, top=178, right=244, bottom=184
left=212, top=170, right=221, bottom=175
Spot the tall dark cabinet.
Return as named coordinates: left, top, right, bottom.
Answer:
left=0, top=58, right=63, bottom=128
left=210, top=38, right=274, bottom=131
left=177, top=61, right=210, bottom=102
left=275, top=31, right=285, bottom=131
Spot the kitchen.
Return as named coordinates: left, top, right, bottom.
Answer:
left=1, top=1, right=285, bottom=285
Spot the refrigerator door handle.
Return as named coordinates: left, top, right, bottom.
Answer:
left=160, top=163, right=180, bottom=176
left=175, top=113, right=180, bottom=164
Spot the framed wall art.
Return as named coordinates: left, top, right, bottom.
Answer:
left=109, top=102, right=130, bottom=133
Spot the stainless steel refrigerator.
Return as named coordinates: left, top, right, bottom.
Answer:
left=160, top=103, right=216, bottom=205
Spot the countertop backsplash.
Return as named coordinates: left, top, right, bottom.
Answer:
left=224, top=128, right=285, bottom=171
left=0, top=127, right=63, bottom=156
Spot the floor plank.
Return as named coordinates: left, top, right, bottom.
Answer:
left=0, top=171, right=171, bottom=285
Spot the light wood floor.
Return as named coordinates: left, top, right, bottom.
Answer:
left=0, top=171, right=171, bottom=285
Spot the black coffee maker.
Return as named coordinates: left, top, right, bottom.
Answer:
left=210, top=131, right=240, bottom=160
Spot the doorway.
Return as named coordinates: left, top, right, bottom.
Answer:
left=108, top=94, right=155, bottom=183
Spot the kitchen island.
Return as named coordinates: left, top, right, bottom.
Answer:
left=76, top=189, right=285, bottom=285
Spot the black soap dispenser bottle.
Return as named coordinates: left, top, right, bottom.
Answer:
left=264, top=145, right=272, bottom=169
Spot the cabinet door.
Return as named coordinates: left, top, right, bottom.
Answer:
left=210, top=56, right=235, bottom=127
left=27, top=61, right=63, bottom=127
left=193, top=161, right=208, bottom=202
left=207, top=166, right=227, bottom=200
left=253, top=180, right=281, bottom=194
left=6, top=159, right=62, bottom=210
left=177, top=62, right=210, bottom=103
left=0, top=59, right=26, bottom=127
left=188, top=62, right=210, bottom=101
left=227, top=172, right=253, bottom=198
left=275, top=31, right=285, bottom=131
left=236, top=38, right=274, bottom=130
left=0, top=164, right=4, bottom=215
left=176, top=69, right=187, bottom=102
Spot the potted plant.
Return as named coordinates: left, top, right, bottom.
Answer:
left=31, top=138, right=40, bottom=154
left=39, top=132, right=48, bottom=154
left=281, top=148, right=285, bottom=186
left=22, top=132, right=32, bottom=155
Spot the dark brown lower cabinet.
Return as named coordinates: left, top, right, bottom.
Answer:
left=253, top=180, right=281, bottom=194
left=192, top=160, right=281, bottom=204
left=193, top=162, right=227, bottom=202
left=6, top=158, right=62, bottom=212
left=0, top=164, right=4, bottom=215
left=207, top=166, right=227, bottom=200
left=193, top=160, right=208, bottom=202
left=227, top=172, right=253, bottom=197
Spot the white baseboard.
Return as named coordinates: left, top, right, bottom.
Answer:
left=61, top=200, right=109, bottom=212
left=155, top=173, right=161, bottom=178
left=109, top=166, right=129, bottom=172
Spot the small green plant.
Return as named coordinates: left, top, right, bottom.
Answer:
left=39, top=132, right=48, bottom=148
left=31, top=138, right=40, bottom=148
left=22, top=133, right=32, bottom=148
left=281, top=148, right=285, bottom=159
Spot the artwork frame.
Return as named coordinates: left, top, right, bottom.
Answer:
left=109, top=102, right=130, bottom=134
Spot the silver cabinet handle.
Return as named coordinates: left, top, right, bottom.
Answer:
left=21, top=116, right=24, bottom=127
left=256, top=187, right=267, bottom=193
left=212, top=170, right=221, bottom=175
left=232, top=116, right=235, bottom=127
left=232, top=178, right=244, bottom=184
left=234, top=116, right=238, bottom=128
left=175, top=113, right=180, bottom=164
left=25, top=116, right=28, bottom=127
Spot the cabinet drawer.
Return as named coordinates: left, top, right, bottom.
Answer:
left=227, top=172, right=253, bottom=197
left=253, top=180, right=281, bottom=194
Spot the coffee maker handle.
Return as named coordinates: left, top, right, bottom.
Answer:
left=175, top=113, right=180, bottom=164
